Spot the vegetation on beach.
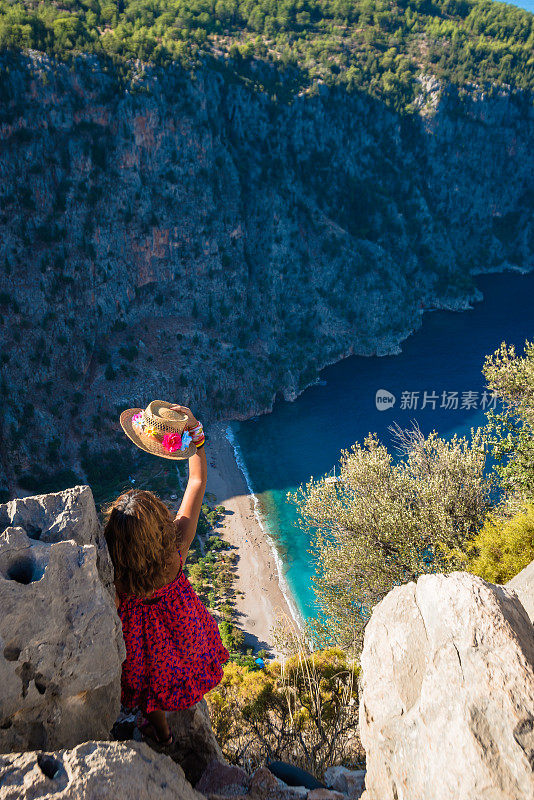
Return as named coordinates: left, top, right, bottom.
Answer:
left=185, top=498, right=268, bottom=667
left=184, top=504, right=245, bottom=650
left=0, top=0, right=533, bottom=110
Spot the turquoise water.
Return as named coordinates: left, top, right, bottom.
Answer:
left=228, top=270, right=534, bottom=622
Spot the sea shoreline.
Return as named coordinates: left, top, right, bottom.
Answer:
left=204, top=421, right=301, bottom=657
left=224, top=424, right=306, bottom=631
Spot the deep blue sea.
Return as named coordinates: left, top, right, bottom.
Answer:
left=228, top=270, right=534, bottom=622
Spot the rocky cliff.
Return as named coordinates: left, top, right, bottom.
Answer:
left=1, top=51, right=533, bottom=492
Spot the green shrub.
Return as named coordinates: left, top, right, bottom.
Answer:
left=218, top=619, right=235, bottom=651
left=478, top=340, right=534, bottom=501
left=466, top=505, right=534, bottom=584
left=207, top=648, right=361, bottom=778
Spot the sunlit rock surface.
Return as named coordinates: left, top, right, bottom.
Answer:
left=359, top=571, right=534, bottom=800
left=0, top=487, right=125, bottom=753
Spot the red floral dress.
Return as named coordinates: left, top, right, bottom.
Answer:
left=116, top=551, right=229, bottom=713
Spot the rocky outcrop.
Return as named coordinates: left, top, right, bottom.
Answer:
left=167, top=699, right=225, bottom=785
left=0, top=485, right=114, bottom=591
left=0, top=740, right=203, bottom=799
left=1, top=50, right=533, bottom=490
left=196, top=759, right=252, bottom=796
left=359, top=572, right=534, bottom=800
left=507, top=559, right=534, bottom=624
left=3, top=742, right=353, bottom=800
left=0, top=487, right=125, bottom=753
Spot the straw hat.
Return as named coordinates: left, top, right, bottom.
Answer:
left=120, top=400, right=198, bottom=460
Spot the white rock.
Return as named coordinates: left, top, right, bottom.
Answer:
left=287, top=787, right=309, bottom=797
left=359, top=571, right=534, bottom=800
left=507, top=558, right=534, bottom=624
left=324, top=766, right=366, bottom=798
left=0, top=486, right=114, bottom=592
left=0, top=740, right=203, bottom=799
left=0, top=500, right=125, bottom=752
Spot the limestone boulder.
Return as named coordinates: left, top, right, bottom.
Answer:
left=194, top=761, right=323, bottom=800
left=195, top=759, right=251, bottom=796
left=323, top=767, right=365, bottom=799
left=0, top=740, right=203, bottom=799
left=168, top=699, right=225, bottom=784
left=506, top=558, right=534, bottom=624
left=359, top=571, right=534, bottom=800
left=0, top=486, right=113, bottom=592
left=0, top=524, right=125, bottom=753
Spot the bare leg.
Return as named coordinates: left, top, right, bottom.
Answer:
left=146, top=709, right=171, bottom=742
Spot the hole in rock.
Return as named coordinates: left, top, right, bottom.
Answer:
left=17, top=661, right=35, bottom=698
left=26, top=524, right=42, bottom=541
left=34, top=675, right=47, bottom=695
left=37, top=753, right=61, bottom=780
left=0, top=719, right=12, bottom=730
left=3, top=645, right=21, bottom=662
left=6, top=557, right=43, bottom=584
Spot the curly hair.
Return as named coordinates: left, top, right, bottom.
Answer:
left=103, top=489, right=179, bottom=597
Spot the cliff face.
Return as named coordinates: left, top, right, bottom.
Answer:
left=0, top=52, right=533, bottom=491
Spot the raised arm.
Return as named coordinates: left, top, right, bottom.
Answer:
left=171, top=405, right=207, bottom=563
left=174, top=447, right=207, bottom=562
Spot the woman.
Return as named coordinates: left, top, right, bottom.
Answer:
left=104, top=403, right=229, bottom=748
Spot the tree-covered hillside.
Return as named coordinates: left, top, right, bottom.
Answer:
left=0, top=0, right=533, bottom=109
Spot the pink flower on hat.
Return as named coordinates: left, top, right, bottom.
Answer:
left=161, top=432, right=182, bottom=453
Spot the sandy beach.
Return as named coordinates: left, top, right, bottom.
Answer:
left=204, top=421, right=297, bottom=657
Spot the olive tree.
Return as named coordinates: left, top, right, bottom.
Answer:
left=477, top=338, right=534, bottom=509
left=288, top=423, right=494, bottom=652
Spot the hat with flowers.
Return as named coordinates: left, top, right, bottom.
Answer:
left=120, top=400, right=197, bottom=460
